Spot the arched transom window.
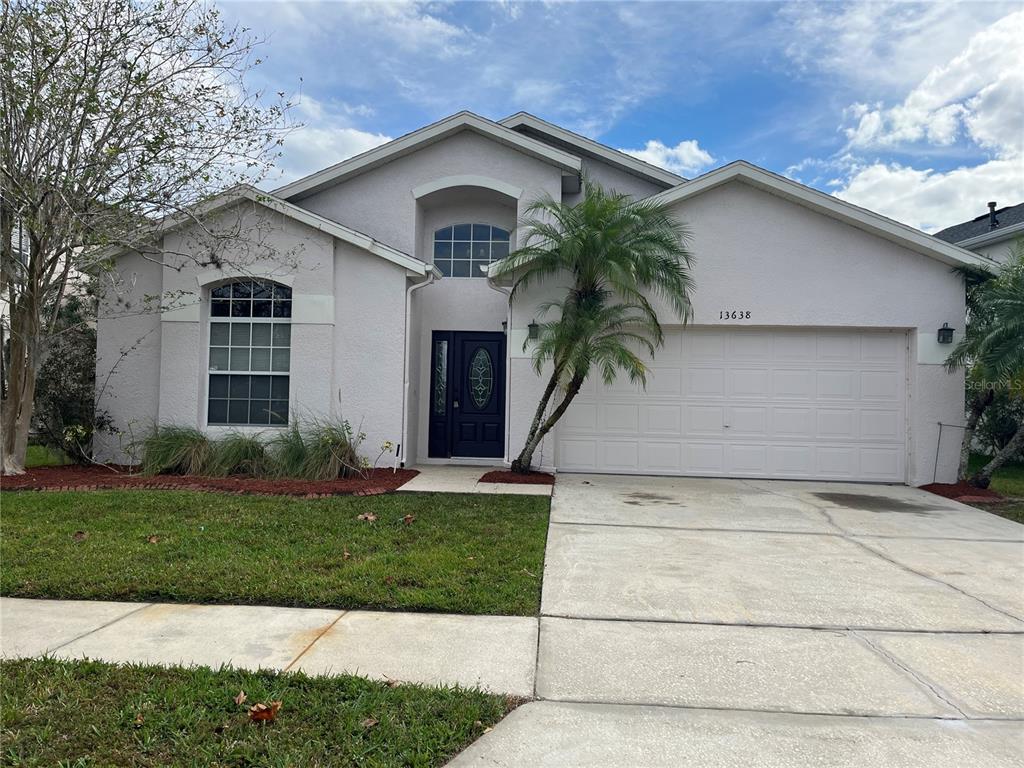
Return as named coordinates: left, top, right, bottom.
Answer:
left=433, top=223, right=510, bottom=277
left=207, top=279, right=291, bottom=426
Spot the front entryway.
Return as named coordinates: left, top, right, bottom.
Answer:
left=428, top=331, right=506, bottom=459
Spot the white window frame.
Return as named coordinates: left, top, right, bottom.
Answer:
left=432, top=223, right=511, bottom=278
left=206, top=280, right=292, bottom=428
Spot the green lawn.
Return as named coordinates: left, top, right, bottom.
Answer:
left=0, top=490, right=549, bottom=615
left=968, top=453, right=1024, bottom=524
left=24, top=443, right=68, bottom=468
left=1, top=657, right=514, bottom=767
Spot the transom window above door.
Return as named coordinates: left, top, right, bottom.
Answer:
left=433, top=224, right=510, bottom=277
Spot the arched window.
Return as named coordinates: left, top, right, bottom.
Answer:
left=207, top=279, right=291, bottom=426
left=433, top=223, right=510, bottom=277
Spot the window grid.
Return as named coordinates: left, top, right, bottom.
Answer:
left=207, top=280, right=291, bottom=427
left=433, top=223, right=510, bottom=278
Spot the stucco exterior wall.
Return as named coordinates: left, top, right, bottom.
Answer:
left=295, top=130, right=564, bottom=254
left=333, top=240, right=408, bottom=457
left=94, top=252, right=163, bottom=462
left=506, top=180, right=966, bottom=485
left=971, top=237, right=1020, bottom=264
left=563, top=155, right=667, bottom=207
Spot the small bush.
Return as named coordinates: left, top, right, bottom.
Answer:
left=267, top=422, right=308, bottom=478
left=140, top=426, right=213, bottom=476
left=209, top=432, right=269, bottom=477
left=302, top=419, right=365, bottom=480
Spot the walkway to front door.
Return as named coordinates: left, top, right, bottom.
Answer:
left=428, top=331, right=506, bottom=459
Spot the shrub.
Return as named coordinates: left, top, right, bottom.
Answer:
left=266, top=422, right=308, bottom=478
left=301, top=419, right=366, bottom=480
left=140, top=426, right=213, bottom=476
left=209, top=432, right=269, bottom=477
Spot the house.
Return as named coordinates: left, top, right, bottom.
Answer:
left=933, top=201, right=1024, bottom=263
left=94, top=111, right=992, bottom=485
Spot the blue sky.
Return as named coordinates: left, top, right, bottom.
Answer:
left=221, top=1, right=1023, bottom=232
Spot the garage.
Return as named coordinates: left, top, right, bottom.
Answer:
left=556, top=328, right=908, bottom=482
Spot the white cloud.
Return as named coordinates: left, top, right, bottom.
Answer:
left=269, top=97, right=392, bottom=187
left=620, top=139, right=714, bottom=176
left=841, top=11, right=1024, bottom=157
left=833, top=158, right=1024, bottom=233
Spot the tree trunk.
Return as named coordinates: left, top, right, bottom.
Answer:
left=969, top=421, right=1024, bottom=489
left=958, top=388, right=994, bottom=481
left=512, top=373, right=585, bottom=473
left=1, top=304, right=39, bottom=475
left=511, top=367, right=560, bottom=473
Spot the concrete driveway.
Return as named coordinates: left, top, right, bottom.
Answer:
left=451, top=475, right=1024, bottom=767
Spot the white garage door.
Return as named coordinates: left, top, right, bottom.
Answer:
left=557, top=328, right=908, bottom=482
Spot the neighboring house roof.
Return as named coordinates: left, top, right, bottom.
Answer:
left=273, top=111, right=583, bottom=201
left=646, top=161, right=992, bottom=269
left=500, top=112, right=684, bottom=188
left=932, top=202, right=1024, bottom=248
left=118, top=185, right=433, bottom=276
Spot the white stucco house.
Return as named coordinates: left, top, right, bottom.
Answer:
left=95, top=111, right=993, bottom=486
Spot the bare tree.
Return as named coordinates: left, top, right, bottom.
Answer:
left=0, top=0, right=291, bottom=473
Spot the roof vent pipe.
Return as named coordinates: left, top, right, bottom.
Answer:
left=988, top=201, right=999, bottom=229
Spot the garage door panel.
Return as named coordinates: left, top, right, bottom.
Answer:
left=558, top=329, right=907, bottom=482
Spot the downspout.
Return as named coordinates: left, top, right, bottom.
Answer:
left=400, top=266, right=439, bottom=467
left=486, top=268, right=514, bottom=465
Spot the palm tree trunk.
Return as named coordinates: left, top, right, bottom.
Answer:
left=512, top=373, right=585, bottom=473
left=511, top=366, right=561, bottom=473
left=959, top=388, right=994, bottom=481
left=969, top=422, right=1024, bottom=489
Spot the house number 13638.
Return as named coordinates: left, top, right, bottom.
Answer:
left=720, top=310, right=751, bottom=319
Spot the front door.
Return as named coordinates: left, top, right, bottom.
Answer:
left=428, top=331, right=506, bottom=458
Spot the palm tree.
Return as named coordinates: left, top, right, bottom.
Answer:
left=946, top=241, right=1024, bottom=488
left=493, top=179, right=695, bottom=473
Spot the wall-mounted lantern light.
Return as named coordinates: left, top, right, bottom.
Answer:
left=527, top=320, right=540, bottom=341
left=501, top=320, right=508, bottom=333
left=937, top=323, right=955, bottom=344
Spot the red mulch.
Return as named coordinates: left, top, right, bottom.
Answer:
left=479, top=470, right=555, bottom=485
left=921, top=481, right=1003, bottom=502
left=0, top=465, right=418, bottom=498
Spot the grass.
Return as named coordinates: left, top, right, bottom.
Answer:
left=0, top=657, right=514, bottom=767
left=24, top=444, right=68, bottom=468
left=967, top=452, right=1024, bottom=524
left=0, top=490, right=549, bottom=615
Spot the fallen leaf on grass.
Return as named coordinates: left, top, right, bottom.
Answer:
left=361, top=717, right=379, bottom=729
left=233, top=690, right=247, bottom=705
left=134, top=713, right=144, bottom=727
left=343, top=549, right=351, bottom=560
left=383, top=576, right=395, bottom=586
left=356, top=512, right=377, bottom=522
left=402, top=514, right=415, bottom=525
left=72, top=530, right=88, bottom=542
left=248, top=701, right=282, bottom=723
left=383, top=676, right=401, bottom=688
left=146, top=535, right=161, bottom=544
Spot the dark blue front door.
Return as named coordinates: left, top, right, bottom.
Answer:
left=428, top=331, right=505, bottom=458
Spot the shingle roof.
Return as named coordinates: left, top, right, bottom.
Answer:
left=933, top=202, right=1024, bottom=244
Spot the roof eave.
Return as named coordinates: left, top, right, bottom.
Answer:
left=954, top=221, right=1024, bottom=250
left=272, top=111, right=582, bottom=201
left=499, top=111, right=685, bottom=188
left=649, top=161, right=992, bottom=269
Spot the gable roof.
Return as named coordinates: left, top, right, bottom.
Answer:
left=500, top=111, right=684, bottom=188
left=119, top=185, right=432, bottom=275
left=647, top=161, right=992, bottom=269
left=933, top=202, right=1024, bottom=247
left=273, top=111, right=582, bottom=201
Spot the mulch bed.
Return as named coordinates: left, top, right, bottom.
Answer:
left=921, top=481, right=1003, bottom=503
left=479, top=470, right=555, bottom=485
left=0, top=465, right=418, bottom=498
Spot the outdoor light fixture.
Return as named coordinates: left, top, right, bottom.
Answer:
left=937, top=323, right=955, bottom=344
left=528, top=320, right=540, bottom=340
left=501, top=320, right=508, bottom=333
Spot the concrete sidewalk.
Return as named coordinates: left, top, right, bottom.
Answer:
left=398, top=465, right=553, bottom=495
left=0, top=598, right=537, bottom=697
